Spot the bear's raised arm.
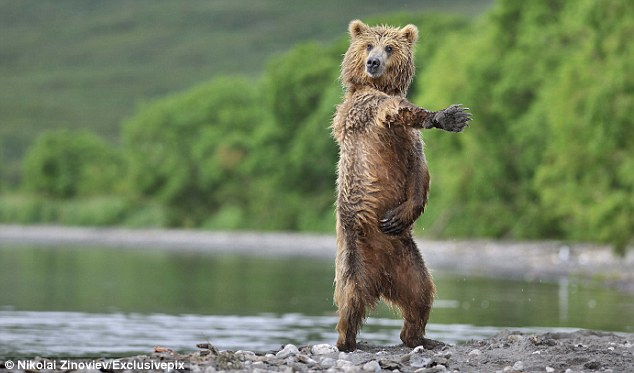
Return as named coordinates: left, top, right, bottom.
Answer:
left=382, top=99, right=471, bottom=132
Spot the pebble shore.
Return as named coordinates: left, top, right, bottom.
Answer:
left=3, top=330, right=632, bottom=372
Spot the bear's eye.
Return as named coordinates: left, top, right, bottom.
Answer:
left=366, top=44, right=373, bottom=52
left=385, top=45, right=393, bottom=54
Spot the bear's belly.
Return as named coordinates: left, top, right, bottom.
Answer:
left=337, top=126, right=423, bottom=222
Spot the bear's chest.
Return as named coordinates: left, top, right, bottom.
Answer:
left=339, top=124, right=422, bottom=178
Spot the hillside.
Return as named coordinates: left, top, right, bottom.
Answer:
left=1, top=0, right=631, bottom=253
left=0, top=0, right=492, bottom=185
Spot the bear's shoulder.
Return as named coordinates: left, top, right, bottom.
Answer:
left=333, top=88, right=406, bottom=139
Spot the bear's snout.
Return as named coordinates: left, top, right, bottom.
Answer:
left=367, top=57, right=380, bottom=70
left=366, top=56, right=384, bottom=77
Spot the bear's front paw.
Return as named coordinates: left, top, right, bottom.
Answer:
left=379, top=211, right=409, bottom=235
left=434, top=104, right=471, bottom=132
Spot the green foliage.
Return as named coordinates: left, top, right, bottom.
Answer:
left=0, top=194, right=57, bottom=224
left=533, top=0, right=634, bottom=254
left=0, top=194, right=163, bottom=227
left=0, top=0, right=492, bottom=188
left=123, top=76, right=261, bottom=227
left=3, top=1, right=632, bottom=253
left=104, top=40, right=343, bottom=232
left=56, top=197, right=129, bottom=226
left=414, top=0, right=633, bottom=253
left=22, top=130, right=124, bottom=198
left=231, top=42, right=342, bottom=231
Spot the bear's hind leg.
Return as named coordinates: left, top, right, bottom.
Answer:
left=383, top=237, right=436, bottom=348
left=334, top=279, right=374, bottom=352
left=334, top=236, right=378, bottom=352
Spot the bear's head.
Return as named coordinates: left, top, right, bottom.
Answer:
left=341, top=19, right=419, bottom=97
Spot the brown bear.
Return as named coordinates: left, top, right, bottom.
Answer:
left=331, top=19, right=471, bottom=352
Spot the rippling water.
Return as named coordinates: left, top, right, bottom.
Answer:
left=0, top=310, right=577, bottom=358
left=1, top=245, right=632, bottom=358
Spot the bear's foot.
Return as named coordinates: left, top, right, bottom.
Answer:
left=336, top=337, right=357, bottom=353
left=401, top=336, right=446, bottom=350
left=421, top=337, right=447, bottom=350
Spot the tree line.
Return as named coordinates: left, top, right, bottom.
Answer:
left=6, top=0, right=632, bottom=254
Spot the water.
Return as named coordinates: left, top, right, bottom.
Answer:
left=1, top=245, right=632, bottom=358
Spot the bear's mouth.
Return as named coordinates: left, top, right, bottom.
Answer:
left=366, top=66, right=383, bottom=78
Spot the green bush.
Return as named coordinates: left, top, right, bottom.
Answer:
left=0, top=194, right=51, bottom=224
left=413, top=0, right=633, bottom=253
left=123, top=76, right=261, bottom=227
left=244, top=42, right=340, bottom=231
left=533, top=0, right=634, bottom=254
left=0, top=194, right=145, bottom=227
left=56, top=197, right=127, bottom=226
left=22, top=130, right=124, bottom=198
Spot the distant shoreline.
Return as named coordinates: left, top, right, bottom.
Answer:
left=0, top=224, right=336, bottom=258
left=1, top=224, right=632, bottom=292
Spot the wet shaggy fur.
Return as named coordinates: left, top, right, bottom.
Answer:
left=332, top=20, right=471, bottom=352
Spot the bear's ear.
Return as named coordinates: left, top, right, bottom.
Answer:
left=349, top=19, right=369, bottom=38
left=399, top=24, right=419, bottom=45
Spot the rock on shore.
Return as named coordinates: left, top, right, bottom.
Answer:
left=2, top=330, right=632, bottom=372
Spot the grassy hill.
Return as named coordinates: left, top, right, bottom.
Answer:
left=0, top=0, right=492, bottom=186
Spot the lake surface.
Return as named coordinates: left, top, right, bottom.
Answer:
left=1, top=245, right=632, bottom=358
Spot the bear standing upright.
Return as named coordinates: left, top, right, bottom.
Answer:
left=332, top=20, right=471, bottom=352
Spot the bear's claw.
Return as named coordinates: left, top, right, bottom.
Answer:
left=379, top=216, right=408, bottom=235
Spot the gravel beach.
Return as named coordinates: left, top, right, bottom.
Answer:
left=1, top=225, right=633, bottom=372
left=2, top=330, right=633, bottom=372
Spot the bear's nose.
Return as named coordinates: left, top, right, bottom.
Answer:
left=366, top=57, right=381, bottom=70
